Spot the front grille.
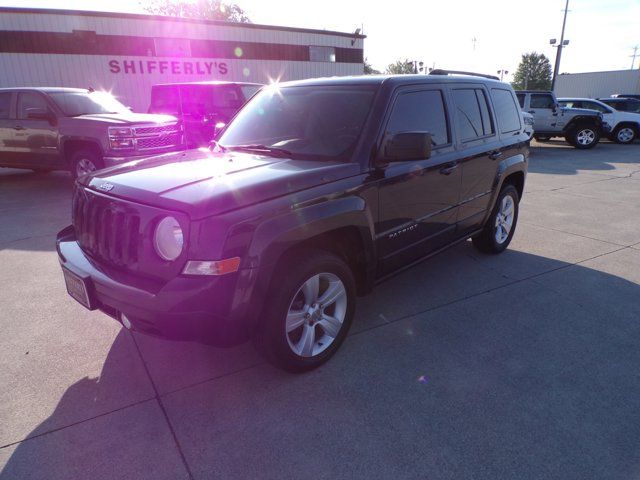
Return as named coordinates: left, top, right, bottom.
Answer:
left=134, top=124, right=179, bottom=136
left=137, top=133, right=181, bottom=150
left=73, top=189, right=141, bottom=268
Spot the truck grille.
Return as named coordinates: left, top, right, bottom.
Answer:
left=133, top=123, right=182, bottom=152
left=137, top=133, right=181, bottom=150
left=73, top=189, right=141, bottom=267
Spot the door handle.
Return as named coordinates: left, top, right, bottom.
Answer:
left=489, top=150, right=502, bottom=160
left=439, top=163, right=458, bottom=175
left=13, top=125, right=25, bottom=131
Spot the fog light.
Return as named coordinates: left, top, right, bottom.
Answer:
left=121, top=313, right=132, bottom=330
left=182, top=257, right=241, bottom=276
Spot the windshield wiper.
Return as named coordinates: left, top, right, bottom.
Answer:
left=226, top=144, right=293, bottom=158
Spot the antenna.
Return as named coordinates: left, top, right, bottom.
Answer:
left=631, top=45, right=639, bottom=69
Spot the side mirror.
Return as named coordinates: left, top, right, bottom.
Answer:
left=26, top=107, right=54, bottom=122
left=381, top=132, right=432, bottom=163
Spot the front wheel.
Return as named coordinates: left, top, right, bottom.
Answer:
left=254, top=249, right=356, bottom=373
left=566, top=125, right=600, bottom=149
left=613, top=125, right=637, bottom=144
left=69, top=149, right=104, bottom=179
left=472, top=184, right=520, bottom=254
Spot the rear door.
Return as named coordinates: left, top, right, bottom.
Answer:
left=528, top=93, right=558, bottom=133
left=0, top=91, right=17, bottom=166
left=376, top=85, right=462, bottom=275
left=450, top=85, right=502, bottom=231
left=13, top=92, right=61, bottom=169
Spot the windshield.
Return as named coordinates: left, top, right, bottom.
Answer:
left=49, top=91, right=129, bottom=116
left=218, top=84, right=377, bottom=161
left=150, top=84, right=249, bottom=116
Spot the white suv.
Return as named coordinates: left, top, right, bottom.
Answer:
left=558, top=98, right=640, bottom=144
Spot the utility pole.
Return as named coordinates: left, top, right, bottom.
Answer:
left=631, top=45, right=639, bottom=69
left=551, top=0, right=570, bottom=91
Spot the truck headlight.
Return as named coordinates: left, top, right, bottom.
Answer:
left=108, top=127, right=134, bottom=150
left=154, top=216, right=184, bottom=261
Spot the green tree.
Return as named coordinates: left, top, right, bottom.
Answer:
left=143, top=0, right=251, bottom=22
left=511, top=52, right=552, bottom=90
left=386, top=59, right=416, bottom=75
left=364, top=58, right=381, bottom=75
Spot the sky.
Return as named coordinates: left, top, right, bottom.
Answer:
left=1, top=0, right=639, bottom=81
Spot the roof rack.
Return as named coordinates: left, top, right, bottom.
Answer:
left=428, top=69, right=500, bottom=81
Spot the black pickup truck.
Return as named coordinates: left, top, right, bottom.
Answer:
left=57, top=72, right=529, bottom=372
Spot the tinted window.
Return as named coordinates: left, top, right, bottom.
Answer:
left=150, top=85, right=244, bottom=116
left=491, top=88, right=522, bottom=134
left=386, top=89, right=449, bottom=146
left=530, top=94, right=555, bottom=109
left=240, top=85, right=261, bottom=101
left=0, top=92, right=11, bottom=119
left=17, top=92, right=48, bottom=119
left=49, top=91, right=128, bottom=116
left=476, top=89, right=494, bottom=136
left=150, top=86, right=181, bottom=114
left=582, top=101, right=610, bottom=113
left=218, top=85, right=376, bottom=161
left=516, top=93, right=525, bottom=108
left=452, top=89, right=484, bottom=140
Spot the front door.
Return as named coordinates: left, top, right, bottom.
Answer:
left=0, top=91, right=19, bottom=167
left=13, top=92, right=61, bottom=169
left=376, top=86, right=462, bottom=275
left=528, top=92, right=559, bottom=133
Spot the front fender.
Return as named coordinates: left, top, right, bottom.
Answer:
left=481, top=152, right=527, bottom=227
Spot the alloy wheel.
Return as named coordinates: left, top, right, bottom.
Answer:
left=76, top=158, right=97, bottom=177
left=285, top=272, right=347, bottom=357
left=495, top=194, right=515, bottom=244
left=617, top=127, right=635, bottom=143
left=576, top=129, right=596, bottom=146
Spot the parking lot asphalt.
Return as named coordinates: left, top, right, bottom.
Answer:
left=1, top=140, right=639, bottom=480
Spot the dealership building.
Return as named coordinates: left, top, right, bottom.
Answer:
left=555, top=69, right=640, bottom=98
left=0, top=7, right=365, bottom=111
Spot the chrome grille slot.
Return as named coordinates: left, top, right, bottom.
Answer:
left=134, top=124, right=180, bottom=136
left=136, top=134, right=181, bottom=150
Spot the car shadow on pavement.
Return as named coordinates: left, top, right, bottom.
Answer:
left=3, top=247, right=640, bottom=479
left=528, top=141, right=640, bottom=176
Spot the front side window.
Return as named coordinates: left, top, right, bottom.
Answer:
left=530, top=94, right=555, bottom=109
left=386, top=89, right=449, bottom=146
left=491, top=88, right=522, bottom=134
left=49, top=91, right=128, bottom=116
left=17, top=92, right=49, bottom=119
left=0, top=92, right=11, bottom=119
left=218, top=85, right=376, bottom=161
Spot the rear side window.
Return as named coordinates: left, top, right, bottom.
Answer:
left=17, top=92, right=48, bottom=119
left=150, top=86, right=180, bottom=114
left=530, top=94, right=555, bottom=109
left=0, top=92, right=11, bottom=118
left=386, top=89, right=449, bottom=146
left=452, top=88, right=493, bottom=141
left=491, top=88, right=522, bottom=134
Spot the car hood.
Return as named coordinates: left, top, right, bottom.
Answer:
left=69, top=112, right=177, bottom=125
left=80, top=149, right=359, bottom=219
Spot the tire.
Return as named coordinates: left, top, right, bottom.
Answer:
left=566, top=124, right=600, bottom=149
left=535, top=135, right=551, bottom=142
left=613, top=125, right=637, bottom=144
left=254, top=248, right=356, bottom=373
left=472, top=184, right=520, bottom=254
left=69, top=149, right=104, bottom=179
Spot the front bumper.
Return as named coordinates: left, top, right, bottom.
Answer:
left=56, top=225, right=255, bottom=345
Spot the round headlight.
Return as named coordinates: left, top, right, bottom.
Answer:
left=154, top=216, right=184, bottom=261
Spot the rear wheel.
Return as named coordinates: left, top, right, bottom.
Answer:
left=254, top=249, right=356, bottom=372
left=613, top=125, right=637, bottom=144
left=472, top=184, right=519, bottom=254
left=566, top=124, right=600, bottom=149
left=70, top=149, right=104, bottom=179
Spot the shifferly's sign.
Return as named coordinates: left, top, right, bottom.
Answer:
left=108, top=59, right=228, bottom=75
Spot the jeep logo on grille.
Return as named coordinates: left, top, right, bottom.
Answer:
left=97, top=183, right=114, bottom=192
